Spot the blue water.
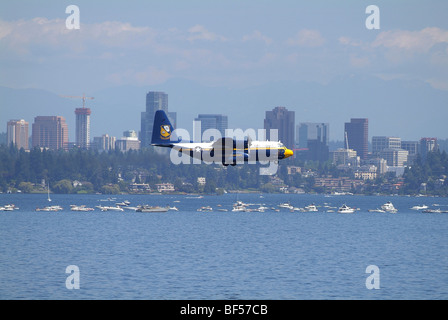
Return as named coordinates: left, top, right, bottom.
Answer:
left=0, top=193, right=447, bottom=300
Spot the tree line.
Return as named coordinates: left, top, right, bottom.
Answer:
left=0, top=144, right=446, bottom=195
left=0, top=145, right=279, bottom=194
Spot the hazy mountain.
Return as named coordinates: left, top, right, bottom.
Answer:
left=1, top=75, right=447, bottom=143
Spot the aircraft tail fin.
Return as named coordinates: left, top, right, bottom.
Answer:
left=151, top=110, right=175, bottom=146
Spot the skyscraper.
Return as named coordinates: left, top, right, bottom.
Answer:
left=75, top=107, right=91, bottom=149
left=32, top=116, right=68, bottom=150
left=264, top=106, right=295, bottom=149
left=344, top=118, right=368, bottom=160
left=141, top=91, right=168, bottom=148
left=420, top=137, right=438, bottom=160
left=297, top=122, right=329, bottom=161
left=297, top=123, right=329, bottom=148
left=194, top=114, right=228, bottom=141
left=7, top=119, right=29, bottom=150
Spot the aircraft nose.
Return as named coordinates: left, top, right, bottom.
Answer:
left=284, top=148, right=293, bottom=158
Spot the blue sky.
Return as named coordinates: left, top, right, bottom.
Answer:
left=2, top=0, right=448, bottom=92
left=1, top=1, right=448, bottom=141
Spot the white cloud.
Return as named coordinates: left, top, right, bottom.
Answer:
left=372, top=27, right=448, bottom=53
left=286, top=29, right=325, bottom=47
left=242, top=30, right=272, bottom=45
left=338, top=27, right=448, bottom=90
left=187, top=25, right=227, bottom=42
left=0, top=18, right=157, bottom=55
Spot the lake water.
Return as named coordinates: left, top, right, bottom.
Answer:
left=0, top=193, right=447, bottom=300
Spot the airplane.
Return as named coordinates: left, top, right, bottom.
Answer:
left=151, top=110, right=293, bottom=166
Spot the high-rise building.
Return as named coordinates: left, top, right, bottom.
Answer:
left=75, top=107, right=91, bottom=149
left=93, top=134, right=116, bottom=152
left=401, top=141, right=419, bottom=155
left=344, top=118, right=368, bottom=160
left=116, top=130, right=141, bottom=152
left=380, top=148, right=409, bottom=167
left=7, top=119, right=29, bottom=150
left=194, top=114, right=228, bottom=141
left=420, top=138, right=438, bottom=160
left=401, top=140, right=419, bottom=163
left=264, top=106, right=295, bottom=149
left=141, top=91, right=168, bottom=148
left=372, top=136, right=401, bottom=155
left=297, top=122, right=329, bottom=161
left=297, top=123, right=329, bottom=148
left=32, top=116, right=68, bottom=150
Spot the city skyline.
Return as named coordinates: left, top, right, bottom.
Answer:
left=3, top=99, right=448, bottom=154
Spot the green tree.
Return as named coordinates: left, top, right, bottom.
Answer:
left=53, top=179, right=73, bottom=194
left=18, top=182, right=34, bottom=193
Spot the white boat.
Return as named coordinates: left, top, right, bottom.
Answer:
left=304, top=204, right=318, bottom=212
left=232, top=200, right=247, bottom=212
left=197, top=206, right=213, bottom=212
left=70, top=205, right=94, bottom=212
left=338, top=204, right=355, bottom=214
left=36, top=205, right=63, bottom=212
left=136, top=205, right=169, bottom=212
left=116, top=201, right=131, bottom=206
left=422, top=208, right=448, bottom=213
left=381, top=201, right=398, bottom=213
left=96, top=205, right=124, bottom=212
left=410, top=205, right=428, bottom=210
left=169, top=206, right=179, bottom=211
left=1, top=204, right=17, bottom=211
left=279, top=202, right=294, bottom=210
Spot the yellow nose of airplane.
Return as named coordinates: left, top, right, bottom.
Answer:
left=284, top=148, right=294, bottom=158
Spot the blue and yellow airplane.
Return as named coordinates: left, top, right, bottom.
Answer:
left=152, top=110, right=293, bottom=166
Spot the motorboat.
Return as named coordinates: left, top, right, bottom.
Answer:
left=197, top=206, right=213, bottom=212
left=338, top=204, right=355, bottom=214
left=304, top=204, right=318, bottom=212
left=137, top=205, right=169, bottom=212
left=422, top=208, right=441, bottom=213
left=381, top=201, right=398, bottom=213
left=36, top=205, right=63, bottom=212
left=232, top=201, right=247, bottom=212
left=96, top=205, right=124, bottom=212
left=70, top=205, right=94, bottom=212
left=410, top=205, right=428, bottom=210
left=278, top=202, right=294, bottom=210
left=0, top=204, right=17, bottom=211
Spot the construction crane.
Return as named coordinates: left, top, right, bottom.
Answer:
left=60, top=93, right=94, bottom=108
